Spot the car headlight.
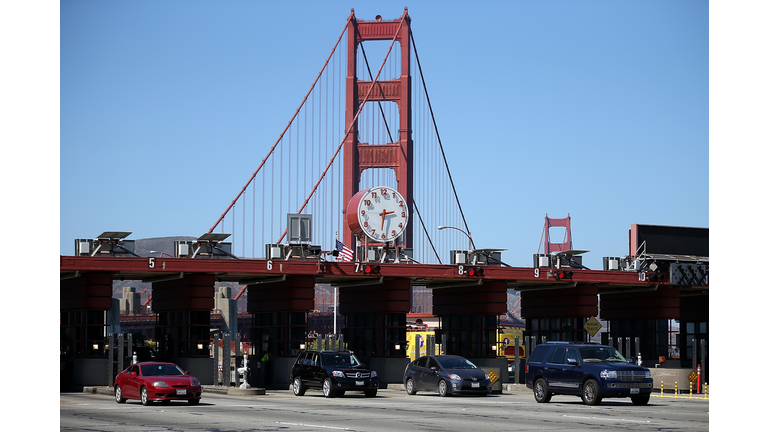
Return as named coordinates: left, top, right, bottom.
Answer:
left=485, top=374, right=491, bottom=381
left=600, top=370, right=617, bottom=379
left=332, top=370, right=345, bottom=378
left=645, top=370, right=653, bottom=379
left=151, top=381, right=170, bottom=387
left=448, top=374, right=461, bottom=381
left=371, top=371, right=377, bottom=378
left=191, top=379, right=201, bottom=386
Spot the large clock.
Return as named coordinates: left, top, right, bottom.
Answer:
left=347, top=186, right=409, bottom=243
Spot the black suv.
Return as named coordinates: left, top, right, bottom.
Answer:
left=290, top=350, right=379, bottom=398
left=525, top=342, right=653, bottom=406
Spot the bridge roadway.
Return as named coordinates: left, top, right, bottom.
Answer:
left=60, top=255, right=702, bottom=293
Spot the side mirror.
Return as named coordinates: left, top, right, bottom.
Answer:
left=185, top=371, right=191, bottom=375
left=627, top=359, right=634, bottom=364
left=130, top=371, right=137, bottom=378
left=567, top=358, right=579, bottom=365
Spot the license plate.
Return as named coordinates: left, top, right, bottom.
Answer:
left=471, top=382, right=479, bottom=388
left=356, top=381, right=364, bottom=386
left=176, top=389, right=187, bottom=395
left=630, top=388, right=639, bottom=394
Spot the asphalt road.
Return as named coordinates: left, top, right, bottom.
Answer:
left=60, top=387, right=710, bottom=432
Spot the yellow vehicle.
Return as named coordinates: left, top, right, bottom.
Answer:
left=406, top=327, right=526, bottom=364
left=406, top=331, right=443, bottom=360
left=498, top=326, right=525, bottom=361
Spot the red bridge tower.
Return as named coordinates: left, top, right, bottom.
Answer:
left=342, top=9, right=413, bottom=249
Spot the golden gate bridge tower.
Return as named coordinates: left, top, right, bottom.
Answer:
left=342, top=9, right=414, bottom=250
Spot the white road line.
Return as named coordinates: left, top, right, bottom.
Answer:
left=563, top=415, right=651, bottom=424
left=276, top=422, right=351, bottom=430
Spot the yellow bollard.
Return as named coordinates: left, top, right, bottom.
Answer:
left=661, top=381, right=664, bottom=396
left=705, top=383, right=708, bottom=399
left=675, top=381, right=678, bottom=397
left=689, top=382, right=693, bottom=398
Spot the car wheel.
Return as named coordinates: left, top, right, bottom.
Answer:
left=533, top=378, right=552, bottom=403
left=140, top=387, right=151, bottom=406
left=364, top=389, right=377, bottom=398
left=188, top=399, right=200, bottom=406
left=631, top=393, right=651, bottom=406
left=438, top=380, right=450, bottom=397
left=405, top=378, right=417, bottom=395
left=114, top=385, right=126, bottom=404
left=322, top=378, right=335, bottom=398
left=581, top=379, right=602, bottom=406
left=292, top=377, right=305, bottom=396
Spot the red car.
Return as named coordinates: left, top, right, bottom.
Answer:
left=114, top=362, right=202, bottom=406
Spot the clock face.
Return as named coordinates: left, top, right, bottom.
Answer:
left=347, top=186, right=409, bottom=243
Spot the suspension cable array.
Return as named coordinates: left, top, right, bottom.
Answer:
left=209, top=11, right=473, bottom=265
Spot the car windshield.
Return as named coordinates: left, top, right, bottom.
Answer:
left=140, top=364, right=185, bottom=376
left=578, top=347, right=628, bottom=363
left=437, top=357, right=478, bottom=369
left=321, top=353, right=362, bottom=368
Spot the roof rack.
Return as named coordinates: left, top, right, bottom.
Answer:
left=542, top=341, right=601, bottom=345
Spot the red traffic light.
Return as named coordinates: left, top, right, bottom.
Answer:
left=467, top=267, right=484, bottom=277
left=555, top=270, right=573, bottom=280
left=363, top=264, right=380, bottom=275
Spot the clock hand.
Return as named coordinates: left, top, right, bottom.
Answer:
left=379, top=209, right=395, bottom=231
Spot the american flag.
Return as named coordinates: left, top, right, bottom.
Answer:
left=335, top=239, right=354, bottom=262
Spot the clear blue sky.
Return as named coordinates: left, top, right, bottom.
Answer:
left=56, top=0, right=710, bottom=269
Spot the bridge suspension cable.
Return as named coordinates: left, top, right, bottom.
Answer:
left=207, top=12, right=474, bottom=265
left=208, top=14, right=353, bottom=237
left=409, top=27, right=474, bottom=250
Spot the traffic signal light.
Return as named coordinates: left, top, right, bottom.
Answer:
left=362, top=264, right=380, bottom=275
left=554, top=270, right=573, bottom=280
left=466, top=267, right=484, bottom=277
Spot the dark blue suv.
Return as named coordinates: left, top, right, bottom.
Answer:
left=525, top=342, right=653, bottom=406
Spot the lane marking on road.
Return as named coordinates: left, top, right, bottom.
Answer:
left=276, top=422, right=350, bottom=430
left=563, top=415, right=651, bottom=424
